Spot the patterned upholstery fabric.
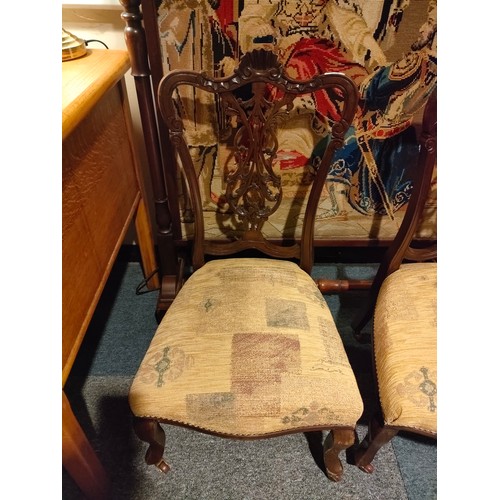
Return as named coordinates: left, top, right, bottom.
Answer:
left=129, top=258, right=363, bottom=436
left=373, top=263, right=437, bottom=434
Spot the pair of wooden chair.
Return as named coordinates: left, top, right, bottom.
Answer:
left=120, top=0, right=437, bottom=483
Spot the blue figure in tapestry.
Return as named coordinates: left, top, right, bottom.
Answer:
left=318, top=0, right=437, bottom=219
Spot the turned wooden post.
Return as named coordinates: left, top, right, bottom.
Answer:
left=120, top=0, right=177, bottom=277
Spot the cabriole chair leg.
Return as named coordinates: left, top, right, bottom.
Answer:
left=323, top=429, right=355, bottom=482
left=354, top=413, right=398, bottom=473
left=133, top=417, right=171, bottom=473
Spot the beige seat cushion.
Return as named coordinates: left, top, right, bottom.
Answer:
left=129, top=258, right=363, bottom=437
left=374, top=263, right=437, bottom=435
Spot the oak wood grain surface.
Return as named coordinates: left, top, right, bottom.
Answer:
left=62, top=49, right=130, bottom=140
left=62, top=49, right=158, bottom=499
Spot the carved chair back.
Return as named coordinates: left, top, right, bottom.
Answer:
left=156, top=49, right=358, bottom=273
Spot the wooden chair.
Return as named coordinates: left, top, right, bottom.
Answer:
left=353, top=90, right=437, bottom=472
left=127, top=48, right=364, bottom=482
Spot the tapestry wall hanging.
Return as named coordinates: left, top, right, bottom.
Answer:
left=155, top=0, right=437, bottom=243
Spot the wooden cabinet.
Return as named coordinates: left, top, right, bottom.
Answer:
left=62, top=49, right=157, bottom=499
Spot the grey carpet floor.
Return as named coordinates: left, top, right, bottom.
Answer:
left=63, top=260, right=436, bottom=499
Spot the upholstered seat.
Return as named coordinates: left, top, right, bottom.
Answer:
left=130, top=258, right=363, bottom=437
left=373, top=263, right=437, bottom=434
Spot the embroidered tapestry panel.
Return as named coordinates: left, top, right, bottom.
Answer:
left=156, top=0, right=437, bottom=242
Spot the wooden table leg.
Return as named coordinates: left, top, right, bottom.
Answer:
left=134, top=197, right=160, bottom=290
left=62, top=391, right=110, bottom=499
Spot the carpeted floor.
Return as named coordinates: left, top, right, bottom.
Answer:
left=62, top=257, right=436, bottom=499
